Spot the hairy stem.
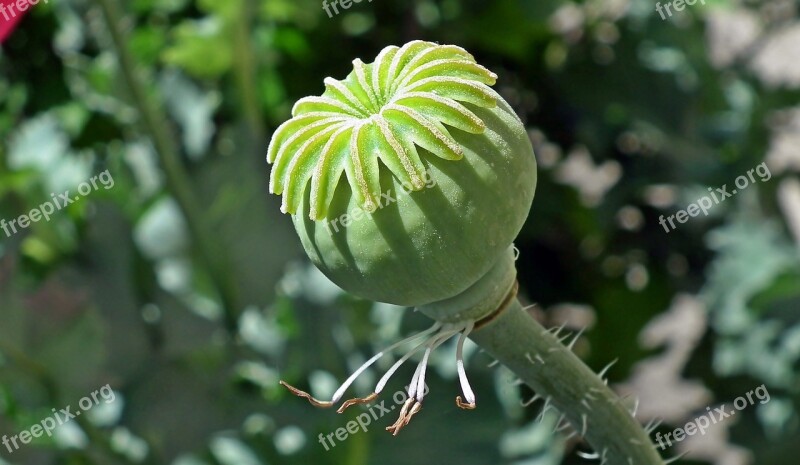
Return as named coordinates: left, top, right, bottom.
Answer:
left=469, top=299, right=665, bottom=465
left=94, top=0, right=241, bottom=332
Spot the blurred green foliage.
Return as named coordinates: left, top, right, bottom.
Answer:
left=0, top=0, right=799, bottom=464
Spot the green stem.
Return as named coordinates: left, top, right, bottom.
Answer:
left=469, top=298, right=665, bottom=465
left=419, top=248, right=663, bottom=462
left=94, top=0, right=241, bottom=332
left=231, top=0, right=265, bottom=142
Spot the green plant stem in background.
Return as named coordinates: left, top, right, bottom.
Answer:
left=232, top=0, right=265, bottom=143
left=94, top=0, right=242, bottom=332
left=470, top=299, right=665, bottom=465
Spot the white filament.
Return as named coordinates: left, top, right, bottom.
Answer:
left=410, top=325, right=463, bottom=401
left=456, top=321, right=476, bottom=404
left=330, top=322, right=441, bottom=403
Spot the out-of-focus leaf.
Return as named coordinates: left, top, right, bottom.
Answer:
left=124, top=139, right=165, bottom=198
left=110, top=427, right=150, bottom=462
left=704, top=214, right=798, bottom=334
left=132, top=0, right=190, bottom=14
left=210, top=436, right=262, bottom=465
left=273, top=425, right=306, bottom=455
left=239, top=306, right=287, bottom=357
left=500, top=409, right=564, bottom=465
left=162, top=18, right=233, bottom=78
left=7, top=113, right=94, bottom=194
left=130, top=25, right=168, bottom=65
left=703, top=212, right=800, bottom=391
left=158, top=69, right=220, bottom=159
left=133, top=197, right=189, bottom=260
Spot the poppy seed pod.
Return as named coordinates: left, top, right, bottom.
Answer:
left=271, top=44, right=669, bottom=463
left=267, top=41, right=536, bottom=307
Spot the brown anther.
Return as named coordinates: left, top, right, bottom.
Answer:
left=456, top=396, right=476, bottom=410
left=404, top=402, right=422, bottom=425
left=279, top=380, right=334, bottom=408
left=386, top=397, right=423, bottom=435
left=336, top=392, right=379, bottom=413
left=386, top=398, right=413, bottom=430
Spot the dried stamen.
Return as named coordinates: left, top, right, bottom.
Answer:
left=386, top=398, right=423, bottom=435
left=336, top=392, right=378, bottom=413
left=278, top=381, right=335, bottom=407
left=280, top=322, right=441, bottom=408
left=282, top=319, right=482, bottom=436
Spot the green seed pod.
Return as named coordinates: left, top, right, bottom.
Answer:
left=272, top=43, right=669, bottom=464
left=267, top=41, right=536, bottom=307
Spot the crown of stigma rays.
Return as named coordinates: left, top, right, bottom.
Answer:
left=280, top=321, right=476, bottom=435
left=266, top=40, right=497, bottom=219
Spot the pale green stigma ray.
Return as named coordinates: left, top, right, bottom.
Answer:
left=395, top=59, right=496, bottom=92
left=373, top=45, right=399, bottom=103
left=282, top=123, right=347, bottom=214
left=267, top=112, right=349, bottom=163
left=347, top=122, right=378, bottom=212
left=383, top=104, right=463, bottom=160
left=391, top=92, right=486, bottom=134
left=403, top=77, right=498, bottom=108
left=386, top=41, right=435, bottom=96
left=391, top=44, right=474, bottom=87
left=375, top=115, right=425, bottom=189
left=389, top=128, right=427, bottom=193
left=292, top=96, right=363, bottom=118
left=268, top=116, right=348, bottom=186
left=270, top=117, right=350, bottom=194
left=344, top=65, right=381, bottom=113
left=324, top=77, right=372, bottom=117
left=353, top=58, right=380, bottom=112
left=309, top=125, right=353, bottom=220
